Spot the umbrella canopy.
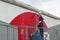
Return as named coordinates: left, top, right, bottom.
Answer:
left=10, top=12, right=47, bottom=40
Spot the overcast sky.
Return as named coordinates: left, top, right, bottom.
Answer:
left=18, top=0, right=60, bottom=17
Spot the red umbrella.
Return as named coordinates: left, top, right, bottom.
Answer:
left=10, top=12, right=47, bottom=40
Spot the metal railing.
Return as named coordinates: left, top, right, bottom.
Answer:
left=0, top=22, right=18, bottom=40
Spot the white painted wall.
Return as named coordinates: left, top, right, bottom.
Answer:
left=0, top=1, right=34, bottom=23
left=0, top=1, right=60, bottom=28
left=42, top=14, right=60, bottom=28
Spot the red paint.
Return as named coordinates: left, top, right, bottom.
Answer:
left=10, top=12, right=47, bottom=40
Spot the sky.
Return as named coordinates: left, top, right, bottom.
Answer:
left=18, top=0, right=60, bottom=17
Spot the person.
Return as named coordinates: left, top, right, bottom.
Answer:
left=28, top=32, right=33, bottom=40
left=33, top=28, right=41, bottom=40
left=37, top=14, right=44, bottom=38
